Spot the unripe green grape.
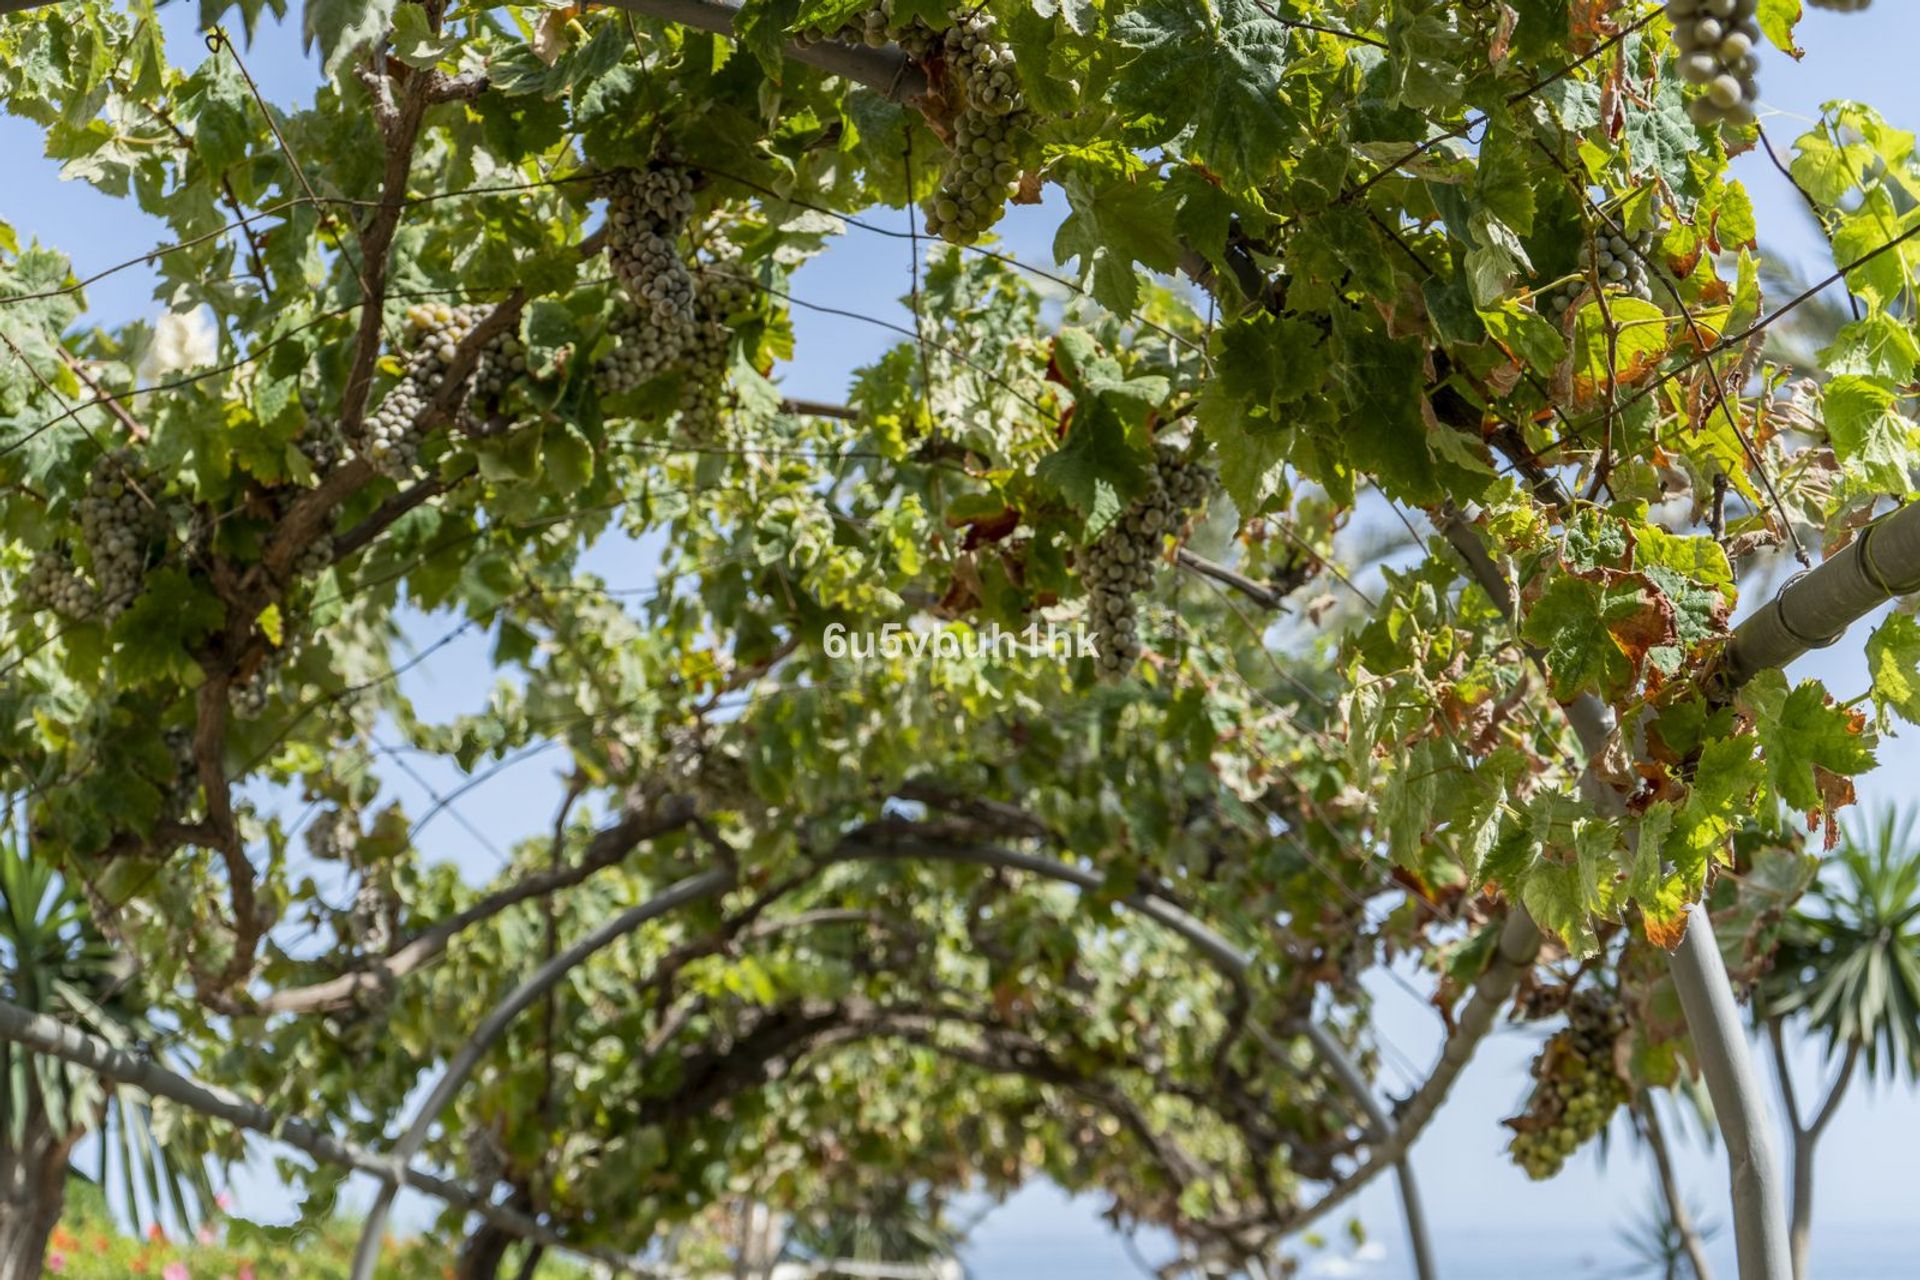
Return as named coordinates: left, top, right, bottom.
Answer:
left=1667, top=0, right=1760, bottom=123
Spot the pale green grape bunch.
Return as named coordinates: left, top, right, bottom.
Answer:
left=348, top=874, right=395, bottom=953
left=19, top=547, right=95, bottom=619
left=294, top=534, right=334, bottom=581
left=946, top=10, right=1023, bottom=117
left=921, top=10, right=1031, bottom=247
left=601, top=300, right=688, bottom=395
left=604, top=167, right=697, bottom=321
left=693, top=232, right=756, bottom=323
left=230, top=654, right=279, bottom=718
left=1081, top=446, right=1215, bottom=680
left=1545, top=223, right=1661, bottom=318
left=600, top=233, right=744, bottom=429
left=1666, top=0, right=1761, bottom=126
left=794, top=0, right=938, bottom=57
left=673, top=311, right=732, bottom=441
left=304, top=808, right=356, bottom=862
left=77, top=449, right=168, bottom=622
left=294, top=403, right=346, bottom=481
left=1505, top=993, right=1632, bottom=1180
left=162, top=727, right=199, bottom=818
left=923, top=109, right=1028, bottom=246
left=356, top=303, right=524, bottom=475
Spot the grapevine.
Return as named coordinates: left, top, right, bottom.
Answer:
left=1806, top=0, right=1870, bottom=10
left=1080, top=445, right=1213, bottom=680
left=1505, top=993, right=1632, bottom=1180
left=1666, top=0, right=1762, bottom=125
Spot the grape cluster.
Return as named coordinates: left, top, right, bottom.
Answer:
left=675, top=252, right=749, bottom=439
left=1543, top=225, right=1661, bottom=318
left=231, top=657, right=278, bottom=719
left=1080, top=446, right=1213, bottom=679
left=794, top=0, right=937, bottom=56
left=946, top=10, right=1023, bottom=116
left=464, top=1122, right=506, bottom=1192
left=20, top=549, right=95, bottom=618
left=796, top=3, right=1029, bottom=243
left=296, top=414, right=346, bottom=480
left=600, top=300, right=684, bottom=395
left=304, top=808, right=357, bottom=862
left=1666, top=0, right=1761, bottom=126
left=694, top=234, right=755, bottom=322
left=599, top=234, right=746, bottom=436
left=924, top=110, right=1027, bottom=246
left=923, top=14, right=1029, bottom=246
left=657, top=720, right=756, bottom=813
left=1807, top=0, right=1870, bottom=10
left=606, top=167, right=697, bottom=321
left=356, top=303, right=526, bottom=475
left=78, top=451, right=167, bottom=621
left=348, top=875, right=395, bottom=954
left=294, top=535, right=334, bottom=581
left=163, top=727, right=199, bottom=817
left=1505, top=993, right=1632, bottom=1180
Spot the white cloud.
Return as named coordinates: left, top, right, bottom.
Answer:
left=138, top=308, right=216, bottom=384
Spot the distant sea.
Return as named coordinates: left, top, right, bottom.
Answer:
left=961, top=1225, right=1918, bottom=1279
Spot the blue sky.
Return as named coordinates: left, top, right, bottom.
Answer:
left=5, top=3, right=1920, bottom=1276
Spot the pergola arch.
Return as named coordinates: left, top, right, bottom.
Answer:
left=347, top=830, right=1417, bottom=1279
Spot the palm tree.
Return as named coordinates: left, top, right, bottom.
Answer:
left=0, top=835, right=217, bottom=1279
left=1756, top=807, right=1920, bottom=1280
left=779, top=1185, right=974, bottom=1278
left=1610, top=1189, right=1721, bottom=1280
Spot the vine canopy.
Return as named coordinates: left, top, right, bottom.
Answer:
left=0, top=0, right=1917, bottom=1266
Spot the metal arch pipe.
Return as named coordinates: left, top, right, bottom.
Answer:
left=1293, top=1021, right=1437, bottom=1280
left=349, top=866, right=734, bottom=1280
left=0, top=999, right=655, bottom=1274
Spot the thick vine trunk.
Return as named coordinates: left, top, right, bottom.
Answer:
left=455, top=1221, right=517, bottom=1280
left=0, top=1118, right=75, bottom=1280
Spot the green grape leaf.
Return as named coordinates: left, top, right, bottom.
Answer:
left=1034, top=398, right=1153, bottom=536
left=1819, top=313, right=1920, bottom=383
left=1742, top=668, right=1877, bottom=814
left=1822, top=374, right=1920, bottom=493
left=1110, top=0, right=1290, bottom=189
left=1756, top=0, right=1803, bottom=57
left=1521, top=571, right=1675, bottom=704
left=110, top=568, right=224, bottom=688
left=1053, top=172, right=1185, bottom=317
left=1866, top=612, right=1920, bottom=725
left=1330, top=310, right=1443, bottom=504
left=303, top=0, right=398, bottom=77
